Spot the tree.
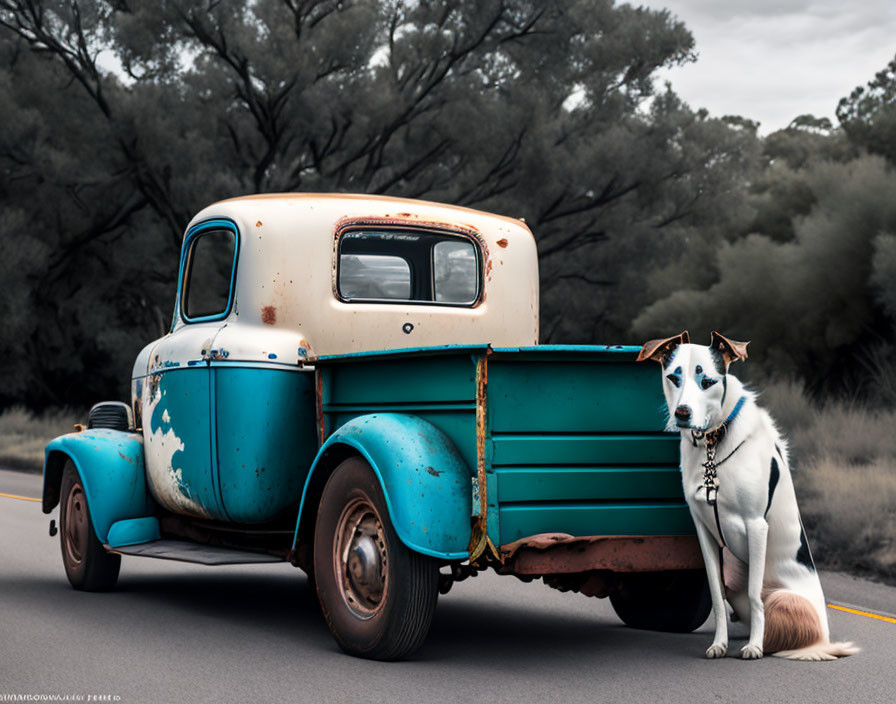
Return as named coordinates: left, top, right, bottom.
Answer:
left=837, top=53, right=896, bottom=165
left=0, top=0, right=760, bottom=407
left=632, top=155, right=896, bottom=390
left=745, top=115, right=855, bottom=243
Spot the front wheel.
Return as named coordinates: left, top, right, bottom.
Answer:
left=313, top=457, right=439, bottom=660
left=609, top=569, right=711, bottom=633
left=59, top=462, right=121, bottom=591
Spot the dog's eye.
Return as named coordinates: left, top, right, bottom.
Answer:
left=701, top=377, right=718, bottom=390
left=666, top=374, right=681, bottom=387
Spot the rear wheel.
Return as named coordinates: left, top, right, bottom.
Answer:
left=610, top=569, right=711, bottom=633
left=313, top=457, right=439, bottom=660
left=59, top=462, right=120, bottom=591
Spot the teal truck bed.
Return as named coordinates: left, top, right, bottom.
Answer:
left=317, top=344, right=693, bottom=556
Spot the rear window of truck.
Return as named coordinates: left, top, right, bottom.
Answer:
left=337, top=229, right=480, bottom=305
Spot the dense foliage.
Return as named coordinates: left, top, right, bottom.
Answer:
left=0, top=1, right=894, bottom=408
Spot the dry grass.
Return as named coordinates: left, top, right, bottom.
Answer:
left=798, top=456, right=896, bottom=578
left=0, top=406, right=81, bottom=472
left=760, top=382, right=896, bottom=583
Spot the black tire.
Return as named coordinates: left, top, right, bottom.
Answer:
left=59, top=462, right=121, bottom=591
left=313, top=457, right=439, bottom=660
left=609, top=569, right=711, bottom=633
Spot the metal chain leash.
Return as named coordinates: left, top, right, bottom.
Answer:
left=696, top=427, right=746, bottom=506
left=702, top=435, right=720, bottom=505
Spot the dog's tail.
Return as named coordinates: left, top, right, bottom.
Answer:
left=763, top=590, right=860, bottom=660
left=773, top=641, right=861, bottom=661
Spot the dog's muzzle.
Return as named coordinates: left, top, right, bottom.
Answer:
left=674, top=405, right=691, bottom=423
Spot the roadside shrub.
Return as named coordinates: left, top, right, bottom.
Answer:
left=0, top=406, right=81, bottom=472
left=799, top=455, right=896, bottom=581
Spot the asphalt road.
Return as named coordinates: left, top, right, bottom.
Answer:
left=2, top=468, right=894, bottom=704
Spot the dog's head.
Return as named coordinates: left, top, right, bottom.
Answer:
left=637, top=331, right=749, bottom=432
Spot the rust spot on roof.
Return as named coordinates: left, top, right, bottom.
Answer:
left=210, top=193, right=532, bottom=232
left=256, top=220, right=262, bottom=227
left=496, top=238, right=509, bottom=248
left=261, top=306, right=276, bottom=325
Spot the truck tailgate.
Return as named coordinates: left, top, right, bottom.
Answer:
left=487, top=346, right=690, bottom=546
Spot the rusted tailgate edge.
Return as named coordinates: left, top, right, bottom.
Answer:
left=500, top=533, right=703, bottom=575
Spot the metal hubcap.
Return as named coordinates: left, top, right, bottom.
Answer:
left=334, top=496, right=388, bottom=619
left=63, top=483, right=88, bottom=566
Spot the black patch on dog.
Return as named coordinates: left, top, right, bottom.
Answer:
left=709, top=348, right=727, bottom=375
left=765, top=458, right=779, bottom=517
left=796, top=526, right=816, bottom=572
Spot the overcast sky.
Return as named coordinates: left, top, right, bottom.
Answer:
left=637, top=0, right=896, bottom=134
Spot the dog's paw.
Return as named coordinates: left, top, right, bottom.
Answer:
left=705, top=642, right=728, bottom=659
left=741, top=644, right=763, bottom=660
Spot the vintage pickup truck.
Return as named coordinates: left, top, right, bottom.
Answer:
left=42, top=194, right=708, bottom=660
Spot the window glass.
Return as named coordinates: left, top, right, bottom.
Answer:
left=337, top=229, right=480, bottom=305
left=339, top=254, right=411, bottom=300
left=433, top=240, right=477, bottom=303
left=183, top=229, right=236, bottom=319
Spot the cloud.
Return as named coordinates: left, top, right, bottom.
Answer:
left=637, top=0, right=896, bottom=132
left=661, top=0, right=846, bottom=22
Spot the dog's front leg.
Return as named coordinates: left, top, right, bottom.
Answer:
left=742, top=518, right=769, bottom=659
left=692, top=518, right=728, bottom=658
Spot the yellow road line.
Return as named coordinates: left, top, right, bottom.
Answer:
left=0, top=491, right=41, bottom=503
left=828, top=603, right=896, bottom=624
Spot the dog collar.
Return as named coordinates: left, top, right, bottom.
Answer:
left=723, top=395, right=747, bottom=427
left=691, top=395, right=746, bottom=443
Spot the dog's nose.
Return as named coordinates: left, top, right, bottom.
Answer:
left=674, top=405, right=691, bottom=421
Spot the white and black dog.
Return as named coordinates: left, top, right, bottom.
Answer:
left=638, top=331, right=858, bottom=661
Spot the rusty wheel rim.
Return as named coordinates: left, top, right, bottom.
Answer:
left=63, top=483, right=88, bottom=566
left=333, top=496, right=388, bottom=620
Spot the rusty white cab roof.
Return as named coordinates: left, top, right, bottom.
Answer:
left=175, top=193, right=539, bottom=365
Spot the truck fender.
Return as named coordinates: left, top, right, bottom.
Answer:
left=295, top=414, right=472, bottom=561
left=43, top=429, right=155, bottom=543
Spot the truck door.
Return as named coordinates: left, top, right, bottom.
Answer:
left=142, top=222, right=238, bottom=520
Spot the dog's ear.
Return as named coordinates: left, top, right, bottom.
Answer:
left=710, top=331, right=749, bottom=369
left=636, top=331, right=690, bottom=364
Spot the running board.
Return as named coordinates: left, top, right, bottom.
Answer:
left=106, top=539, right=286, bottom=565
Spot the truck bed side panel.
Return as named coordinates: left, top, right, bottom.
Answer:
left=322, top=353, right=479, bottom=474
